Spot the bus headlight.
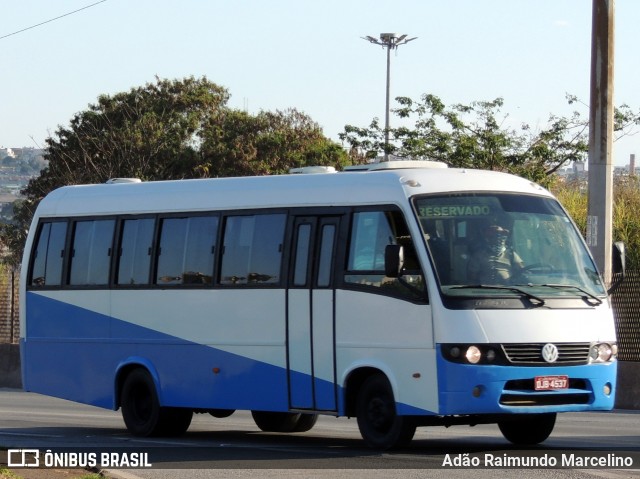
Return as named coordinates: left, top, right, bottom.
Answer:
left=465, top=346, right=482, bottom=364
left=590, top=342, right=617, bottom=363
left=442, top=344, right=501, bottom=364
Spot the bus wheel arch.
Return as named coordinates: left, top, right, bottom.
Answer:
left=344, top=368, right=416, bottom=449
left=344, top=367, right=384, bottom=418
left=119, top=367, right=192, bottom=437
left=115, top=359, right=162, bottom=410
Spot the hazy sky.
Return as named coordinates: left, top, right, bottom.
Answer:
left=1, top=0, right=638, bottom=165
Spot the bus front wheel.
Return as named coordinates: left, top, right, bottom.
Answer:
left=498, top=413, right=556, bottom=445
left=356, top=374, right=416, bottom=449
left=120, top=368, right=192, bottom=437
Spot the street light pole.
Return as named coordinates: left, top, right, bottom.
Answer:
left=363, top=33, right=417, bottom=161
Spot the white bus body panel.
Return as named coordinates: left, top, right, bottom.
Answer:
left=19, top=167, right=617, bottom=418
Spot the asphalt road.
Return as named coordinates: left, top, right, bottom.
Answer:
left=0, top=389, right=639, bottom=478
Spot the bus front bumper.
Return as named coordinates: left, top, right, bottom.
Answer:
left=436, top=353, right=617, bottom=415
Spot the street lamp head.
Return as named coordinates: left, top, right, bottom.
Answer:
left=363, top=33, right=418, bottom=49
left=362, top=35, right=382, bottom=45
left=380, top=33, right=399, bottom=43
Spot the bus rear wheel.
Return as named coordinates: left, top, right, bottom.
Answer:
left=251, top=411, right=318, bottom=433
left=120, top=368, right=192, bottom=437
left=498, top=413, right=556, bottom=445
left=356, top=374, right=416, bottom=449
left=291, top=413, right=318, bottom=432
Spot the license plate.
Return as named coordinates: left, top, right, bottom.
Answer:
left=534, top=375, right=569, bottom=391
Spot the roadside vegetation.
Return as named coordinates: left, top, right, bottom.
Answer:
left=552, top=176, right=640, bottom=270
left=0, top=468, right=18, bottom=479
left=0, top=467, right=103, bottom=479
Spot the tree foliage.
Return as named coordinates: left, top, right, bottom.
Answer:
left=0, top=76, right=348, bottom=266
left=341, top=93, right=640, bottom=185
left=25, top=76, right=230, bottom=202
left=200, top=108, right=348, bottom=177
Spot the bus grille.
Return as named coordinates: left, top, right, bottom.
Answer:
left=500, top=378, right=592, bottom=406
left=501, top=343, right=590, bottom=365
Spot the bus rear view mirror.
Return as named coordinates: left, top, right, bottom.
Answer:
left=385, top=244, right=404, bottom=278
left=608, top=241, right=626, bottom=295
left=612, top=241, right=625, bottom=276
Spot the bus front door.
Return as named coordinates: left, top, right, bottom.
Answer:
left=287, top=216, right=340, bottom=412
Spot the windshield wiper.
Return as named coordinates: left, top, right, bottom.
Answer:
left=534, top=283, right=603, bottom=305
left=449, top=285, right=545, bottom=306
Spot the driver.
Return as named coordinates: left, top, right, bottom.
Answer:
left=468, top=223, right=524, bottom=284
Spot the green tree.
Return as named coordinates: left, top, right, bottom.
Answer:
left=200, top=108, right=349, bottom=177
left=0, top=76, right=348, bottom=266
left=341, top=93, right=640, bottom=185
left=28, top=76, right=230, bottom=196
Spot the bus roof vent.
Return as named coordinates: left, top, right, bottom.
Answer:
left=368, top=160, right=448, bottom=171
left=105, top=178, right=142, bottom=184
left=343, top=160, right=447, bottom=172
left=342, top=164, right=373, bottom=172
left=289, top=166, right=337, bottom=174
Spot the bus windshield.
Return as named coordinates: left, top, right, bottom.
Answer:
left=414, top=193, right=606, bottom=298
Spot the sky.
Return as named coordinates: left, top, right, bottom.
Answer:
left=1, top=0, right=638, bottom=166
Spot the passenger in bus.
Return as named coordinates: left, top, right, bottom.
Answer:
left=467, top=223, right=524, bottom=284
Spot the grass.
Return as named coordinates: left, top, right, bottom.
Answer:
left=552, top=177, right=640, bottom=270
left=0, top=467, right=18, bottom=479
left=0, top=468, right=103, bottom=479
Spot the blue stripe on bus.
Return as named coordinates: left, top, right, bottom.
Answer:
left=435, top=345, right=617, bottom=415
left=22, top=293, right=291, bottom=412
left=22, top=292, right=433, bottom=417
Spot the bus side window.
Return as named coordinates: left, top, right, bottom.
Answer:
left=29, top=221, right=68, bottom=287
left=345, top=210, right=425, bottom=301
left=155, top=216, right=218, bottom=286
left=116, top=218, right=155, bottom=286
left=68, top=219, right=116, bottom=286
left=220, top=213, right=286, bottom=285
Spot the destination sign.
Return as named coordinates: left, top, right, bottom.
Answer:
left=419, top=205, right=491, bottom=217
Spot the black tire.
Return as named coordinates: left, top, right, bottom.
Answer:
left=120, top=369, right=192, bottom=437
left=251, top=411, right=304, bottom=432
left=209, top=409, right=235, bottom=419
left=356, top=374, right=416, bottom=449
left=498, top=413, right=556, bottom=445
left=158, top=407, right=193, bottom=436
left=291, top=413, right=318, bottom=433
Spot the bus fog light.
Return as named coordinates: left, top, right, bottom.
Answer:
left=466, top=346, right=481, bottom=364
left=603, top=383, right=612, bottom=396
left=472, top=386, right=483, bottom=397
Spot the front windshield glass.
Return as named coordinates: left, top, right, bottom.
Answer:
left=414, top=193, right=606, bottom=298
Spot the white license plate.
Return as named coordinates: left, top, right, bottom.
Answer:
left=534, top=375, right=569, bottom=391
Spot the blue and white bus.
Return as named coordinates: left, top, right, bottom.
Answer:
left=20, top=162, right=621, bottom=448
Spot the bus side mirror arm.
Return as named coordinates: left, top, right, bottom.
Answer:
left=385, top=244, right=404, bottom=278
left=607, top=241, right=626, bottom=296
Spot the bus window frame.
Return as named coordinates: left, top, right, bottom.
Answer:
left=27, top=218, right=70, bottom=290
left=340, top=204, right=429, bottom=305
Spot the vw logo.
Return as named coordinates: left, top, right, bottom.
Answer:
left=542, top=343, right=559, bottom=363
